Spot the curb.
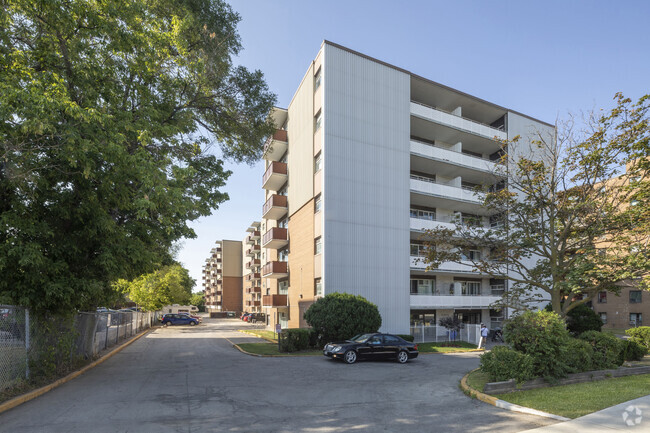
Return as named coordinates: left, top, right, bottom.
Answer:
left=0, top=326, right=155, bottom=415
left=460, top=369, right=570, bottom=422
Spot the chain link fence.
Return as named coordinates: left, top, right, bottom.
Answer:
left=0, top=305, right=159, bottom=392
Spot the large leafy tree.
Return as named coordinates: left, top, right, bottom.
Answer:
left=116, top=264, right=194, bottom=312
left=422, top=94, right=650, bottom=317
left=0, top=0, right=276, bottom=313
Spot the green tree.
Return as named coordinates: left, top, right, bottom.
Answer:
left=190, top=292, right=205, bottom=312
left=544, top=303, right=602, bottom=335
left=118, top=264, right=194, bottom=311
left=0, top=0, right=276, bottom=313
left=422, top=94, right=650, bottom=317
left=303, top=292, right=382, bottom=345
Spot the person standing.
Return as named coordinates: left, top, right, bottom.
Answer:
left=478, top=323, right=489, bottom=350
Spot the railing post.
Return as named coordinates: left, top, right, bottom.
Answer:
left=25, top=308, right=30, bottom=380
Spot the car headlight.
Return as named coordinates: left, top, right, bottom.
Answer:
left=332, top=346, right=343, bottom=353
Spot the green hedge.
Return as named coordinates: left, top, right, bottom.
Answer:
left=479, top=346, right=535, bottom=383
left=397, top=334, right=415, bottom=342
left=565, top=338, right=594, bottom=373
left=620, top=339, right=648, bottom=362
left=579, top=331, right=624, bottom=370
left=278, top=328, right=314, bottom=353
left=626, top=327, right=650, bottom=350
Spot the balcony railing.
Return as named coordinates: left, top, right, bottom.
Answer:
left=246, top=300, right=261, bottom=307
left=410, top=256, right=506, bottom=275
left=410, top=283, right=503, bottom=296
left=246, top=259, right=261, bottom=269
left=246, top=287, right=262, bottom=294
left=245, top=273, right=261, bottom=282
left=262, top=227, right=288, bottom=249
left=246, top=231, right=260, bottom=244
left=262, top=194, right=288, bottom=220
left=410, top=101, right=507, bottom=141
left=263, top=130, right=288, bottom=161
left=410, top=177, right=484, bottom=205
left=262, top=294, right=288, bottom=308
left=262, top=162, right=288, bottom=191
left=246, top=245, right=261, bottom=256
left=262, top=261, right=288, bottom=279
left=410, top=139, right=501, bottom=173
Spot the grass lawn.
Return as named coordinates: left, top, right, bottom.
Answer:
left=236, top=343, right=322, bottom=356
left=417, top=341, right=478, bottom=353
left=238, top=329, right=278, bottom=342
left=492, top=374, right=650, bottom=419
left=466, top=369, right=490, bottom=392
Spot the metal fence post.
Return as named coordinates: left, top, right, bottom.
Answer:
left=25, top=308, right=30, bottom=380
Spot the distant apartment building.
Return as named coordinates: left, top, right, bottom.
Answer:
left=203, top=240, right=243, bottom=313
left=260, top=41, right=554, bottom=333
left=242, top=222, right=263, bottom=314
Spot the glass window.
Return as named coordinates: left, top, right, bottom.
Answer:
left=461, top=250, right=482, bottom=261
left=461, top=281, right=481, bottom=296
left=368, top=335, right=383, bottom=345
left=630, top=291, right=642, bottom=304
left=315, top=237, right=322, bottom=255
left=598, top=291, right=607, bottom=303
left=410, top=279, right=435, bottom=295
left=315, top=195, right=322, bottom=213
left=314, top=110, right=322, bottom=132
left=384, top=335, right=401, bottom=344
left=314, top=67, right=321, bottom=91
left=278, top=280, right=289, bottom=295
left=314, top=278, right=322, bottom=296
left=630, top=313, right=643, bottom=326
left=410, top=244, right=427, bottom=257
left=410, top=208, right=436, bottom=221
left=314, top=152, right=322, bottom=173
left=600, top=312, right=607, bottom=324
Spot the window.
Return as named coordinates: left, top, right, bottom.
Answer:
left=410, top=243, right=427, bottom=257
left=278, top=280, right=289, bottom=295
left=315, top=237, right=322, bottom=255
left=314, top=278, right=323, bottom=296
left=278, top=247, right=288, bottom=262
left=600, top=312, right=607, bottom=324
left=314, top=152, right=322, bottom=173
left=630, top=313, right=643, bottom=326
left=461, top=281, right=481, bottom=296
left=598, top=291, right=607, bottom=303
left=314, top=110, right=322, bottom=132
left=461, top=250, right=481, bottom=261
left=410, top=208, right=436, bottom=221
left=314, top=67, right=321, bottom=91
left=461, top=213, right=482, bottom=227
left=630, top=291, right=642, bottom=304
left=410, top=279, right=435, bottom=295
left=490, top=214, right=505, bottom=229
left=384, top=335, right=401, bottom=344
left=314, top=195, right=322, bottom=213
left=278, top=218, right=288, bottom=229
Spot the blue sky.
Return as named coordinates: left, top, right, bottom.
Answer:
left=179, top=0, right=650, bottom=290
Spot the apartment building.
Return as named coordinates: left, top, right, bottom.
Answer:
left=203, top=240, right=243, bottom=313
left=242, top=222, right=263, bottom=314
left=260, top=41, right=554, bottom=334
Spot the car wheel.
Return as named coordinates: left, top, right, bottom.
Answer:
left=343, top=350, right=357, bottom=364
left=165, top=321, right=172, bottom=327
left=397, top=350, right=409, bottom=364
left=189, top=321, right=196, bottom=326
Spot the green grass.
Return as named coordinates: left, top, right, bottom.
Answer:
left=417, top=341, right=478, bottom=353
left=237, top=343, right=322, bottom=356
left=493, top=374, right=650, bottom=419
left=238, top=329, right=278, bottom=342
left=466, top=370, right=490, bottom=392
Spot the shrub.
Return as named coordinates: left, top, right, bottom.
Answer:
left=479, top=346, right=535, bottom=384
left=626, top=326, right=650, bottom=350
left=438, top=316, right=464, bottom=341
left=504, top=310, right=571, bottom=380
left=303, top=292, right=382, bottom=346
left=620, top=339, right=648, bottom=362
left=579, top=331, right=624, bottom=369
left=544, top=303, right=602, bottom=335
left=278, top=328, right=312, bottom=353
left=564, top=338, right=594, bottom=373
left=397, top=334, right=415, bottom=342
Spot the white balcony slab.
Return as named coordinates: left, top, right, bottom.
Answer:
left=410, top=217, right=455, bottom=232
left=410, top=294, right=502, bottom=309
left=410, top=257, right=506, bottom=275
left=410, top=140, right=499, bottom=173
left=410, top=102, right=507, bottom=141
left=410, top=179, right=484, bottom=204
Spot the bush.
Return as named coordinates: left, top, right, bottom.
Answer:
left=544, top=303, right=602, bottom=335
left=278, top=328, right=313, bottom=353
left=479, top=346, right=535, bottom=384
left=626, top=326, right=650, bottom=350
left=564, top=338, right=594, bottom=373
left=620, top=339, right=648, bottom=362
left=397, top=334, right=415, bottom=342
left=303, top=292, right=382, bottom=346
left=504, top=310, right=571, bottom=380
left=579, top=331, right=624, bottom=369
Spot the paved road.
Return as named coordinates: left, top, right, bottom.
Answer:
left=0, top=318, right=558, bottom=432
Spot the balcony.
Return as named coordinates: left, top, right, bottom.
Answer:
left=262, top=294, right=288, bottom=308
left=410, top=256, right=506, bottom=275
left=246, top=231, right=260, bottom=244
left=263, top=130, right=288, bottom=161
left=410, top=139, right=500, bottom=174
left=262, top=261, right=289, bottom=279
left=410, top=101, right=507, bottom=142
left=262, top=194, right=288, bottom=220
left=246, top=259, right=261, bottom=269
left=410, top=177, right=484, bottom=205
left=246, top=273, right=261, bottom=282
left=246, top=286, right=262, bottom=294
left=246, top=300, right=261, bottom=307
left=262, top=227, right=288, bottom=249
left=410, top=294, right=502, bottom=309
left=262, top=162, right=288, bottom=191
left=246, top=245, right=261, bottom=257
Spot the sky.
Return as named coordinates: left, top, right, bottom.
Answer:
left=178, top=0, right=650, bottom=291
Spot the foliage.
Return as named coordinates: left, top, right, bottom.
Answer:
left=28, top=313, right=83, bottom=380
left=278, top=329, right=313, bottom=353
left=438, top=316, right=464, bottom=341
left=397, top=334, right=415, bottom=342
left=626, top=326, right=650, bottom=350
left=116, top=264, right=194, bottom=311
left=578, top=331, right=624, bottom=370
left=190, top=292, right=205, bottom=312
left=303, top=292, right=382, bottom=345
left=479, top=346, right=536, bottom=384
left=504, top=310, right=571, bottom=380
left=0, top=0, right=276, bottom=314
left=422, top=94, right=650, bottom=317
left=545, top=303, right=602, bottom=335
left=564, top=338, right=594, bottom=373
left=620, top=339, right=647, bottom=362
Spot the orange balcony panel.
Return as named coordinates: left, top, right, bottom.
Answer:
left=262, top=294, right=288, bottom=308
left=262, top=227, right=288, bottom=249
left=246, top=245, right=261, bottom=257
left=246, top=273, right=261, bottom=282
left=262, top=261, right=288, bottom=279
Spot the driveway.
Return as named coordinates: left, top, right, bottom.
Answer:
left=0, top=318, right=558, bottom=432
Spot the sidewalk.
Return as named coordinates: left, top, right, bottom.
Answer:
left=521, top=395, right=650, bottom=432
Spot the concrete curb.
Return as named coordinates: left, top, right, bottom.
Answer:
left=237, top=330, right=278, bottom=343
left=460, top=369, right=570, bottom=422
left=0, top=326, right=155, bottom=415
left=229, top=340, right=321, bottom=357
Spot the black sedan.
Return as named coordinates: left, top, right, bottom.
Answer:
left=323, top=333, right=418, bottom=364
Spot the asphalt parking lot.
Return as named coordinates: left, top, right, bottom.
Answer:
left=0, top=318, right=557, bottom=432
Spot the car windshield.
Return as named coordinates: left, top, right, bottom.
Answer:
left=349, top=334, right=374, bottom=343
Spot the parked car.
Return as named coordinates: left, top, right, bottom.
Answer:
left=249, top=313, right=266, bottom=324
left=241, top=313, right=253, bottom=322
left=323, top=333, right=419, bottom=364
left=179, top=313, right=202, bottom=323
left=161, top=313, right=199, bottom=326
